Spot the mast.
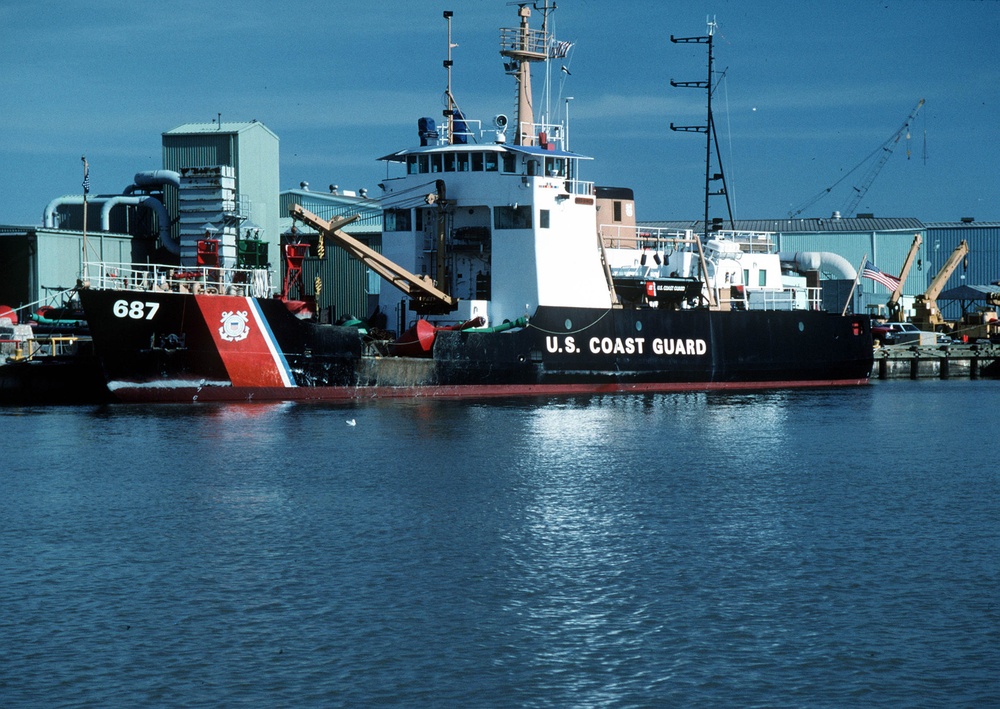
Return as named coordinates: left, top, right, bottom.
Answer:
left=81, top=155, right=89, bottom=281
left=443, top=10, right=457, bottom=144
left=500, top=5, right=547, bottom=146
left=670, top=17, right=735, bottom=242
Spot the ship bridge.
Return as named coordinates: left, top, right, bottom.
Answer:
left=379, top=141, right=594, bottom=197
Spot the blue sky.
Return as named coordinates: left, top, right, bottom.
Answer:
left=1, top=0, right=997, bottom=226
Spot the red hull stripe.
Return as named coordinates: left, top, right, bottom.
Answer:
left=195, top=296, right=295, bottom=388
left=109, top=378, right=870, bottom=403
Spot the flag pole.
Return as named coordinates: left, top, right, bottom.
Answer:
left=81, top=155, right=90, bottom=283
left=841, top=253, right=868, bottom=317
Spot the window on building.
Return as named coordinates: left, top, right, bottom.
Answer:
left=494, top=205, right=533, bottom=230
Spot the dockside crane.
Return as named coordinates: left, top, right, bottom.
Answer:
left=886, top=233, right=923, bottom=322
left=788, top=98, right=924, bottom=218
left=910, top=240, right=969, bottom=332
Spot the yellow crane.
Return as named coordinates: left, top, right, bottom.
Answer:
left=288, top=204, right=458, bottom=314
left=886, top=233, right=923, bottom=322
left=910, top=240, right=969, bottom=331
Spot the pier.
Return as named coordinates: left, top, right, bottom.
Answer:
left=873, top=343, right=1000, bottom=379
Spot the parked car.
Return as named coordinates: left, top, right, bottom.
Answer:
left=871, top=322, right=935, bottom=345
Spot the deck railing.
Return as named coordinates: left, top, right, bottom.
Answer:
left=600, top=224, right=698, bottom=250
left=83, top=262, right=274, bottom=298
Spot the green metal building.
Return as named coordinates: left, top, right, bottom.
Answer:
left=278, top=187, right=384, bottom=323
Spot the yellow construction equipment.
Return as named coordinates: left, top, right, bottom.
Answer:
left=911, top=240, right=968, bottom=331
left=886, top=233, right=922, bottom=322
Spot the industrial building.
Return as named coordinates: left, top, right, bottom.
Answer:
left=0, top=119, right=378, bottom=320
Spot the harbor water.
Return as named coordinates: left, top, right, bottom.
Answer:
left=2, top=380, right=997, bottom=707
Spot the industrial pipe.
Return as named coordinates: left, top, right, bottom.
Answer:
left=779, top=251, right=857, bottom=280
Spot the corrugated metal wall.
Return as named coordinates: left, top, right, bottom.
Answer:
left=279, top=190, right=385, bottom=323
left=161, top=124, right=281, bottom=266
left=162, top=133, right=236, bottom=248
left=771, top=224, right=1000, bottom=320
left=301, top=243, right=378, bottom=323
left=0, top=229, right=135, bottom=308
left=925, top=223, right=1000, bottom=320
left=777, top=229, right=928, bottom=315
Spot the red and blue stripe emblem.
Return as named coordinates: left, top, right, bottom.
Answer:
left=196, top=296, right=296, bottom=388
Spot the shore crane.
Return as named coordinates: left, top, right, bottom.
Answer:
left=789, top=98, right=925, bottom=218
left=886, top=233, right=923, bottom=322
left=911, top=240, right=969, bottom=332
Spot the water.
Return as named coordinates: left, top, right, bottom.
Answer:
left=2, top=381, right=998, bottom=708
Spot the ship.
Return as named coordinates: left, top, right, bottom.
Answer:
left=76, top=6, right=873, bottom=404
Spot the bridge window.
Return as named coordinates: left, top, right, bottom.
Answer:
left=384, top=208, right=412, bottom=232
left=472, top=153, right=484, bottom=171
left=494, top=205, right=532, bottom=230
left=418, top=155, right=429, bottom=173
left=407, top=155, right=419, bottom=175
left=444, top=154, right=456, bottom=172
left=502, top=153, right=516, bottom=173
left=545, top=157, right=566, bottom=177
left=485, top=153, right=498, bottom=171
left=430, top=154, right=443, bottom=173
left=457, top=152, right=470, bottom=171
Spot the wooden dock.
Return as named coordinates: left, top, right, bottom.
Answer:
left=873, top=343, right=1000, bottom=379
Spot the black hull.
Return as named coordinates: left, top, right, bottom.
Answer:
left=78, top=289, right=873, bottom=403
left=0, top=354, right=110, bottom=405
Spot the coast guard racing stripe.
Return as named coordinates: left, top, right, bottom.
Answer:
left=196, top=296, right=295, bottom=388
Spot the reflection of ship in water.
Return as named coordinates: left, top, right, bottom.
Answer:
left=75, top=4, right=872, bottom=403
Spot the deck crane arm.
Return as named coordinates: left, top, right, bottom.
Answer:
left=289, top=204, right=458, bottom=313
left=886, top=233, right=922, bottom=321
left=911, top=239, right=968, bottom=330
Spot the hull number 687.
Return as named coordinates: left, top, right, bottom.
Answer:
left=113, top=299, right=160, bottom=320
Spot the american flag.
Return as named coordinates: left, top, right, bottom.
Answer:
left=81, top=157, right=90, bottom=195
left=861, top=261, right=901, bottom=291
